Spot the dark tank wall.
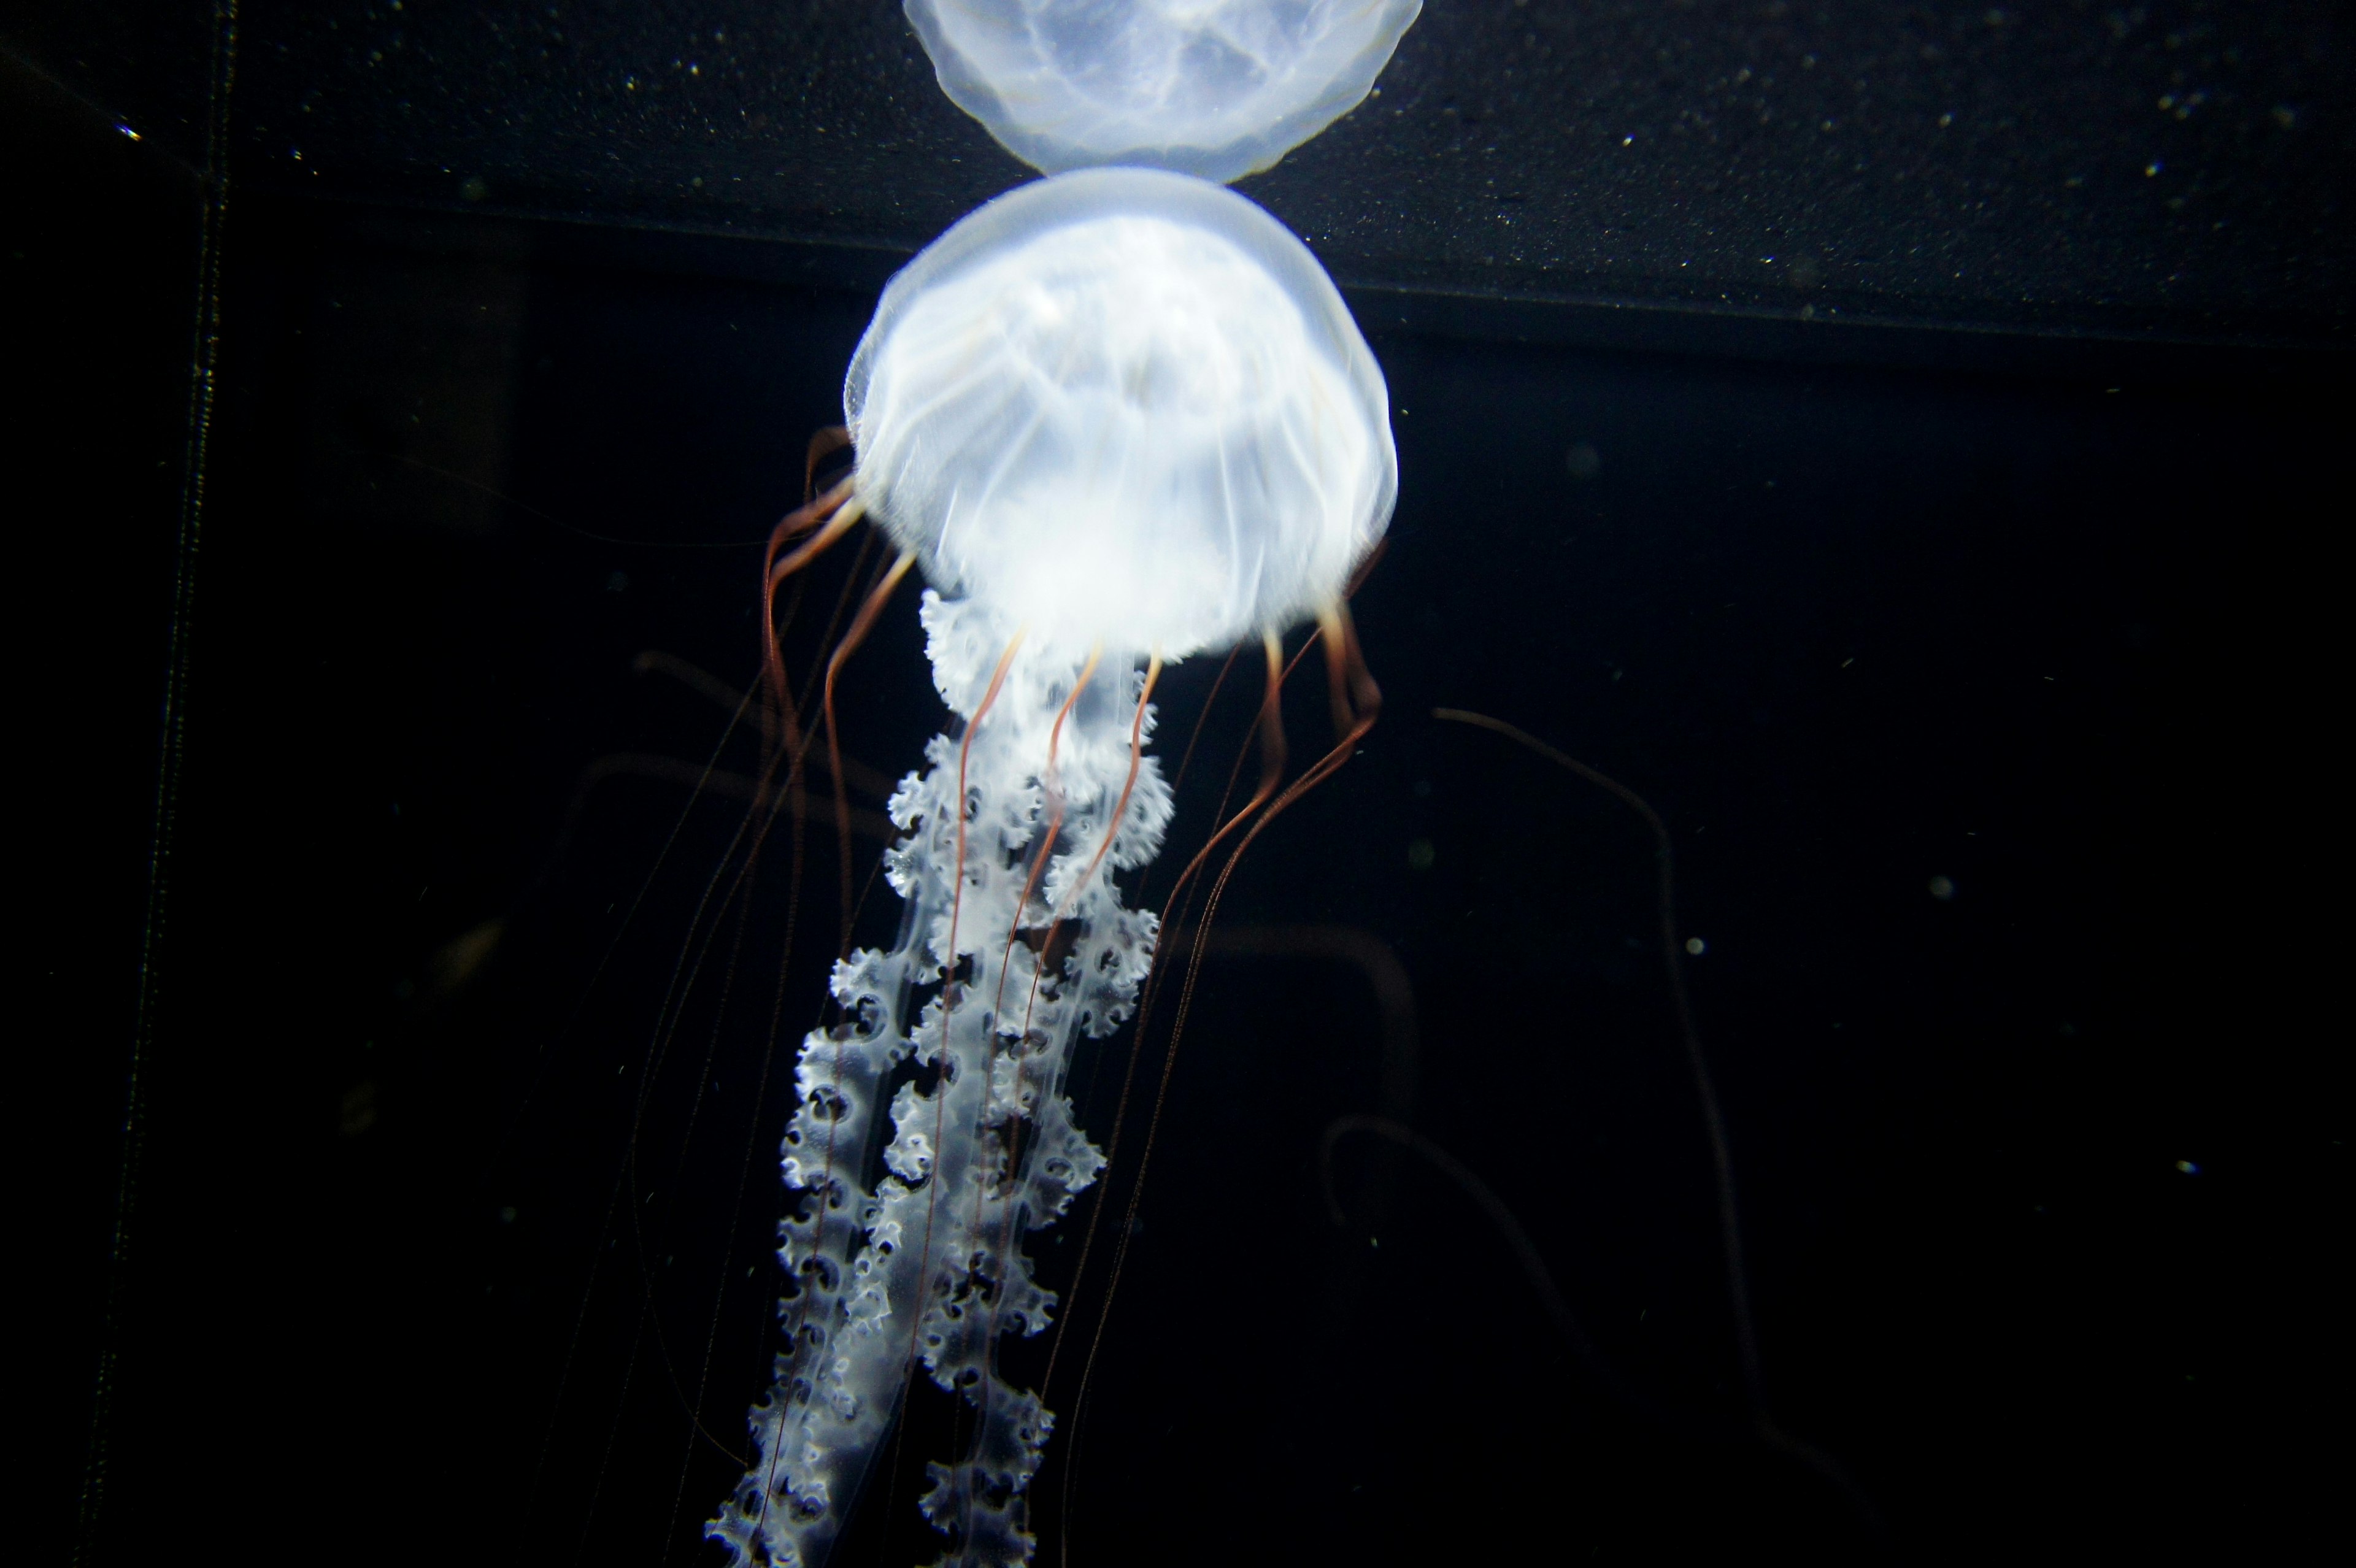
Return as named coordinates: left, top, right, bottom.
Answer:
left=12, top=2, right=2347, bottom=1564
left=37, top=186, right=2342, bottom=1564
left=17, top=0, right=2355, bottom=347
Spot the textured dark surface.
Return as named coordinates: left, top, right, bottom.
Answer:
left=15, top=6, right=2346, bottom=1564
left=12, top=0, right=2355, bottom=345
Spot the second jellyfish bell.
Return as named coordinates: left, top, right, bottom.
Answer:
left=906, top=0, right=1423, bottom=183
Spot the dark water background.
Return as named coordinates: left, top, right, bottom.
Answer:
left=17, top=9, right=2347, bottom=1564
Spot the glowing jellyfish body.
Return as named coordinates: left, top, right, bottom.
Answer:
left=906, top=0, right=1424, bottom=182
left=853, top=166, right=1393, bottom=658
left=711, top=167, right=1393, bottom=1566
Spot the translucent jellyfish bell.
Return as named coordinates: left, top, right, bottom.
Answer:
left=905, top=0, right=1423, bottom=183
left=847, top=166, right=1396, bottom=661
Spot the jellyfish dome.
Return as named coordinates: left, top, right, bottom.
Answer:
left=847, top=165, right=1396, bottom=662
left=904, top=0, right=1423, bottom=183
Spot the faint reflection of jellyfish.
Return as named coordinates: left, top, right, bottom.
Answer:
left=906, top=0, right=1423, bottom=182
left=707, top=166, right=1394, bottom=1567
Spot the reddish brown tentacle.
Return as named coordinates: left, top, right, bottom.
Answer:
left=1041, top=634, right=1287, bottom=1411
left=821, top=548, right=917, bottom=951
left=1165, top=644, right=1241, bottom=805
left=974, top=647, right=1155, bottom=1551
left=1057, top=612, right=1379, bottom=1552
left=900, top=627, right=1026, bottom=1389
left=1014, top=650, right=1163, bottom=1064
left=1053, top=650, right=1161, bottom=920
left=1126, top=630, right=1291, bottom=1026
left=759, top=477, right=857, bottom=729
left=993, top=648, right=1102, bottom=1026
left=1320, top=606, right=1353, bottom=739
left=803, top=425, right=852, bottom=505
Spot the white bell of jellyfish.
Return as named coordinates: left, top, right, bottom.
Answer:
left=906, top=0, right=1423, bottom=183
left=710, top=166, right=1394, bottom=1567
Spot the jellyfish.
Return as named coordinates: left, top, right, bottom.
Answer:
left=906, top=0, right=1423, bottom=183
left=708, top=165, right=1395, bottom=1567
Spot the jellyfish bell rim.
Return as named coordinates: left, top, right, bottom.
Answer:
left=845, top=166, right=1398, bottom=665
left=904, top=0, right=1425, bottom=185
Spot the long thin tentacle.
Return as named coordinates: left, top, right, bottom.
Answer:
left=1052, top=616, right=1379, bottom=1565
left=822, top=548, right=918, bottom=948
left=1428, top=706, right=1881, bottom=1531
